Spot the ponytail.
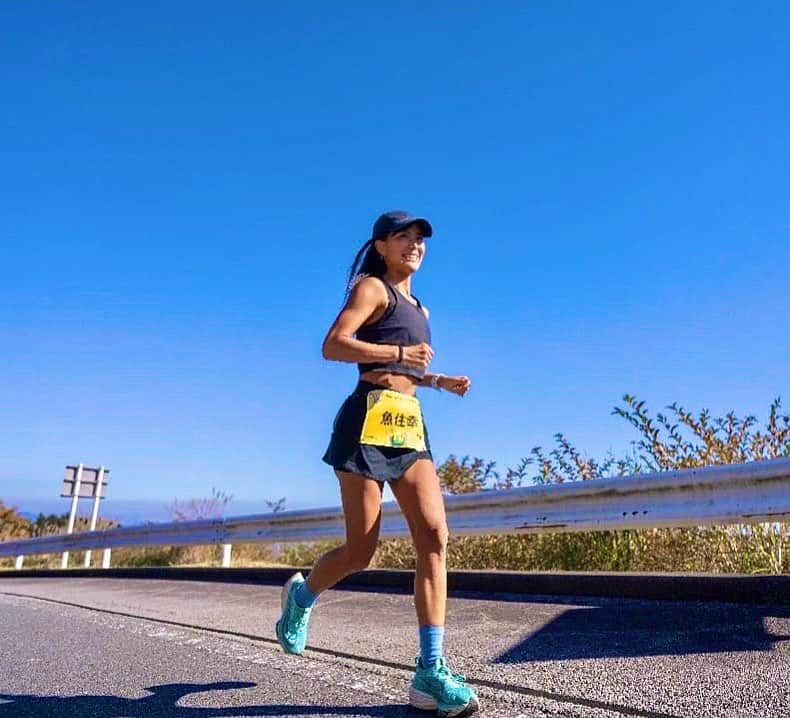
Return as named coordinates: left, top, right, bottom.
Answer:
left=345, top=238, right=387, bottom=296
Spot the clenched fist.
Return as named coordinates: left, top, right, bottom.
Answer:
left=439, top=375, right=471, bottom=397
left=400, top=342, right=434, bottom=369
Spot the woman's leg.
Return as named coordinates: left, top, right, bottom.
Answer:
left=388, top=458, right=449, bottom=628
left=392, top=459, right=479, bottom=713
left=304, top=471, right=384, bottom=594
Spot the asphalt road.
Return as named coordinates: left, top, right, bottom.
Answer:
left=0, top=577, right=788, bottom=717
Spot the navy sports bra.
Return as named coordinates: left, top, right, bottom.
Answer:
left=356, top=279, right=432, bottom=380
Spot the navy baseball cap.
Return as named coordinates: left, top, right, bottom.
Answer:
left=371, top=210, right=433, bottom=240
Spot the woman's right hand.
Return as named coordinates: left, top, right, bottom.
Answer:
left=400, top=342, right=434, bottom=368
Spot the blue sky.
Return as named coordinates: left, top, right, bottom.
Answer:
left=1, top=2, right=788, bottom=523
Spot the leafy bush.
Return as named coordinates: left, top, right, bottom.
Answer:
left=0, top=502, right=31, bottom=541
left=281, top=396, right=790, bottom=575
left=5, top=396, right=787, bottom=573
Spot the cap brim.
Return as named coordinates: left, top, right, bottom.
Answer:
left=396, top=218, right=433, bottom=237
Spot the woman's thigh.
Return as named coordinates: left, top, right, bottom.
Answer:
left=336, top=471, right=385, bottom=553
left=387, top=459, right=448, bottom=548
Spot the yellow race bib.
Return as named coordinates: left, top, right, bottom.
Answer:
left=360, top=390, right=426, bottom=451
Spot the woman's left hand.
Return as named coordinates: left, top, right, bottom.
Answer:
left=439, top=375, right=472, bottom=396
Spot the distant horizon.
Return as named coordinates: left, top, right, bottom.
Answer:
left=1, top=494, right=319, bottom=527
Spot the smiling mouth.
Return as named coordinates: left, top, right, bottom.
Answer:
left=403, top=255, right=419, bottom=261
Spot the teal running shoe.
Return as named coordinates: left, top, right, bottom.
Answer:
left=275, top=571, right=312, bottom=655
left=409, top=656, right=480, bottom=717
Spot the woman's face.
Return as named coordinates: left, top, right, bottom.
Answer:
left=375, top=224, right=426, bottom=274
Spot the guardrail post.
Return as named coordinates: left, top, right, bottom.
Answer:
left=221, top=543, right=232, bottom=568
left=15, top=556, right=24, bottom=570
left=101, top=549, right=111, bottom=569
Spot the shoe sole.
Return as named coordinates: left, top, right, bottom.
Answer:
left=409, top=686, right=480, bottom=717
left=275, top=571, right=305, bottom=655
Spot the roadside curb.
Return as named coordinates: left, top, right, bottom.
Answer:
left=1, top=567, right=787, bottom=605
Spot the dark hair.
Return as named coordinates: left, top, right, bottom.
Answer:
left=345, top=238, right=387, bottom=295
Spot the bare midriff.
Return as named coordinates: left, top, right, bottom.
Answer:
left=359, top=370, right=420, bottom=396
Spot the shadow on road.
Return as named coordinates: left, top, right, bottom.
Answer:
left=494, top=599, right=790, bottom=663
left=0, top=681, right=426, bottom=717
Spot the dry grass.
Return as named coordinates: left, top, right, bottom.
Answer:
left=4, top=396, right=788, bottom=573
left=3, top=523, right=786, bottom=574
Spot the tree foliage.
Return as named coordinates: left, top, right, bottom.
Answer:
left=166, top=487, right=233, bottom=522
left=437, top=455, right=497, bottom=494
left=613, top=395, right=790, bottom=471
left=265, top=497, right=286, bottom=513
left=435, top=395, right=790, bottom=490
left=0, top=502, right=31, bottom=541
left=5, top=396, right=787, bottom=573
left=27, top=512, right=119, bottom=536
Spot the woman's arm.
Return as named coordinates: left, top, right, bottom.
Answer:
left=419, top=372, right=472, bottom=396
left=322, top=277, right=399, bottom=364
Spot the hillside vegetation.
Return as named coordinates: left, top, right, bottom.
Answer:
left=3, top=396, right=788, bottom=573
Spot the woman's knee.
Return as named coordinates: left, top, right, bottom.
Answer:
left=414, top=521, right=449, bottom=556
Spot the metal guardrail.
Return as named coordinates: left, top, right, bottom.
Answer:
left=3, top=457, right=789, bottom=569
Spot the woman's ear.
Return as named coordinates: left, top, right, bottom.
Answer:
left=373, top=236, right=388, bottom=259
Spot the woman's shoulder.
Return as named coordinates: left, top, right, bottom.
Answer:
left=351, top=274, right=389, bottom=293
left=348, top=275, right=390, bottom=306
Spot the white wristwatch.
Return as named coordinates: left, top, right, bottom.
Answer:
left=429, top=374, right=444, bottom=390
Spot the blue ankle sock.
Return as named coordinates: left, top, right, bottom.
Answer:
left=419, top=624, right=445, bottom=666
left=293, top=578, right=319, bottom=609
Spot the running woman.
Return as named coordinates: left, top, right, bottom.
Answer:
left=275, top=210, right=479, bottom=717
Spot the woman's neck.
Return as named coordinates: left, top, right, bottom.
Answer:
left=383, top=270, right=413, bottom=296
